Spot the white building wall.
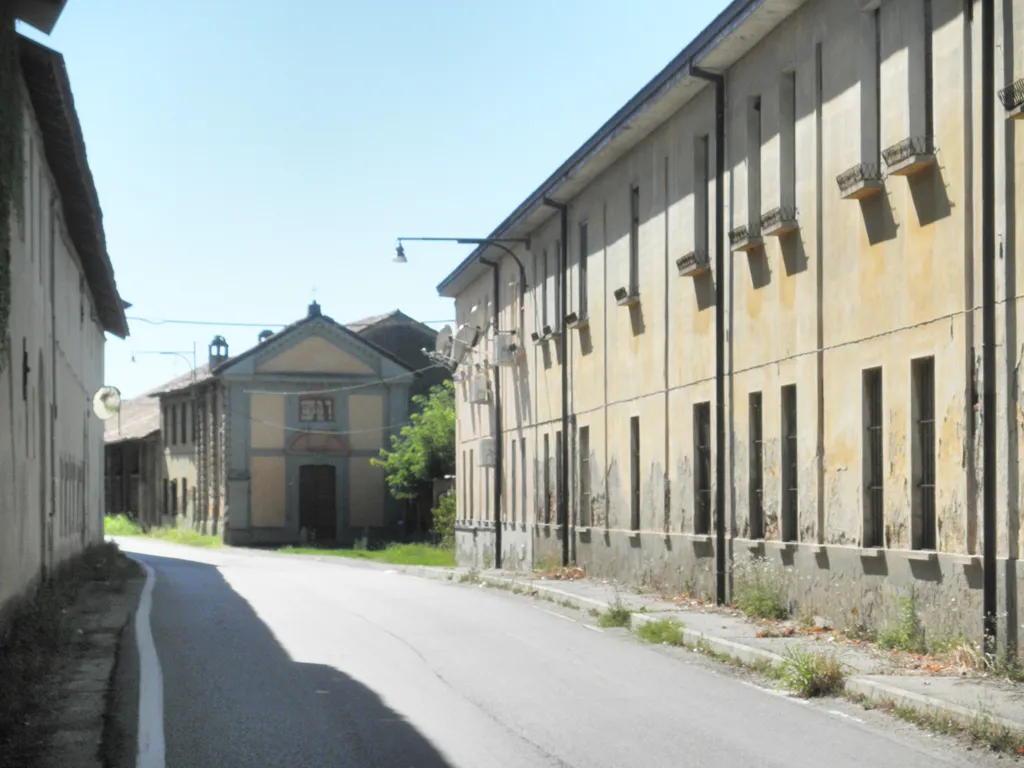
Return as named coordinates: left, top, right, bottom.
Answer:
left=0, top=88, right=108, bottom=621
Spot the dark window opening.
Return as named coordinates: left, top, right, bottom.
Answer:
left=863, top=368, right=884, bottom=548
left=579, top=426, right=591, bottom=528
left=695, top=403, right=712, bottom=535
left=912, top=357, right=936, bottom=550
left=749, top=392, right=764, bottom=539
left=630, top=416, right=641, bottom=530
left=543, top=434, right=551, bottom=525
left=781, top=385, right=798, bottom=542
left=629, top=185, right=640, bottom=294
left=578, top=221, right=589, bottom=318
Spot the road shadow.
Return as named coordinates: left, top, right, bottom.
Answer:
left=133, top=552, right=453, bottom=768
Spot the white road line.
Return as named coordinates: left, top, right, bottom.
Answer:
left=582, top=624, right=604, bottom=633
left=134, top=561, right=166, bottom=768
left=532, top=606, right=576, bottom=622
left=828, top=710, right=866, bottom=724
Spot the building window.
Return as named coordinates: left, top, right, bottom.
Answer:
left=539, top=249, right=549, bottom=329
left=461, top=451, right=467, bottom=520
left=912, top=357, right=936, bottom=550
left=555, top=430, right=563, bottom=525
left=780, top=71, right=796, bottom=208
left=629, top=185, right=640, bottom=294
left=863, top=368, right=884, bottom=548
left=781, top=384, right=798, bottom=542
left=923, top=0, right=933, bottom=141
left=694, top=403, right=712, bottom=535
left=299, top=397, right=334, bottom=422
left=469, top=450, right=475, bottom=521
left=578, top=221, right=589, bottom=319
left=579, top=426, right=591, bottom=528
left=170, top=480, right=178, bottom=515
left=163, top=478, right=169, bottom=515
left=749, top=393, right=764, bottom=539
left=630, top=416, right=641, bottom=530
left=181, top=402, right=189, bottom=444
left=553, top=241, right=562, bottom=330
left=510, top=439, right=517, bottom=526
left=171, top=404, right=178, bottom=445
left=543, top=433, right=551, bottom=524
left=747, top=96, right=762, bottom=224
left=872, top=7, right=881, bottom=160
left=520, top=440, right=527, bottom=526
left=182, top=478, right=188, bottom=516
left=694, top=135, right=710, bottom=256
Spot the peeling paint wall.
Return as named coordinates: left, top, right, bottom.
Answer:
left=450, top=0, right=1024, bottom=650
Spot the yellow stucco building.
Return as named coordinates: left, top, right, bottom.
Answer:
left=438, top=0, right=1024, bottom=649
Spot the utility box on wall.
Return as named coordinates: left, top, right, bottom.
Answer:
left=477, top=437, right=497, bottom=467
left=468, top=374, right=490, bottom=404
left=493, top=333, right=518, bottom=367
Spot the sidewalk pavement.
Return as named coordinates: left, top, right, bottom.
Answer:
left=380, top=562, right=1024, bottom=735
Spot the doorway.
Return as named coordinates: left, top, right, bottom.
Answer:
left=299, top=464, right=337, bottom=541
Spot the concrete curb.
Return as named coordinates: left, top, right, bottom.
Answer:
left=468, top=571, right=1024, bottom=735
left=844, top=677, right=1024, bottom=733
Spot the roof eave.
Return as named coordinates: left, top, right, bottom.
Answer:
left=436, top=0, right=805, bottom=298
left=14, top=0, right=68, bottom=35
left=18, top=36, right=129, bottom=338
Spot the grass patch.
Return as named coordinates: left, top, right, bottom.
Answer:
left=636, top=618, right=685, bottom=646
left=104, top=515, right=222, bottom=548
left=877, top=596, right=927, bottom=654
left=850, top=693, right=1024, bottom=755
left=104, top=514, right=142, bottom=536
left=598, top=603, right=632, bottom=629
left=280, top=543, right=455, bottom=567
left=0, top=543, right=136, bottom=767
left=775, top=647, right=846, bottom=698
left=732, top=556, right=789, bottom=620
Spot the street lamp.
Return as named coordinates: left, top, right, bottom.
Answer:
left=131, top=345, right=197, bottom=382
left=393, top=236, right=531, bottom=571
left=393, top=237, right=529, bottom=293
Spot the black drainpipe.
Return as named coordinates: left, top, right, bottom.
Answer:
left=692, top=65, right=728, bottom=606
left=981, top=0, right=997, bottom=656
left=480, top=258, right=503, bottom=569
left=543, top=198, right=571, bottom=567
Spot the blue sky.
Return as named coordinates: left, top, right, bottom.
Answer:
left=21, top=0, right=728, bottom=397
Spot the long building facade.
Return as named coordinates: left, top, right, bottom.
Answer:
left=0, top=15, right=128, bottom=626
left=439, top=0, right=1024, bottom=650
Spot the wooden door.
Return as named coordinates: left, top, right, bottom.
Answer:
left=299, top=465, right=337, bottom=541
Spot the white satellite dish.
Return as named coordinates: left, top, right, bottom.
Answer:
left=92, top=386, right=122, bottom=420
left=451, top=324, right=478, bottom=365
left=435, top=325, right=453, bottom=358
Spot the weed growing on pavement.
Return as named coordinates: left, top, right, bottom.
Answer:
left=598, top=602, right=632, bottom=629
left=732, top=556, right=790, bottom=620
left=459, top=570, right=480, bottom=584
left=850, top=694, right=1024, bottom=755
left=636, top=619, right=685, bottom=646
left=775, top=647, right=845, bottom=698
left=877, top=595, right=926, bottom=654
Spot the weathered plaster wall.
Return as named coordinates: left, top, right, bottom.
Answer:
left=451, top=0, right=1024, bottom=648
left=0, top=95, right=108, bottom=624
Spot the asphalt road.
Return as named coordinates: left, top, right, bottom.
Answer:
left=118, top=539, right=1007, bottom=768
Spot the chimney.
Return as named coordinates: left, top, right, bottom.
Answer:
left=209, top=335, right=229, bottom=367
left=308, top=300, right=322, bottom=318
left=258, top=329, right=274, bottom=344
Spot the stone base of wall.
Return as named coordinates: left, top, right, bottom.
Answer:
left=455, top=526, right=1023, bottom=655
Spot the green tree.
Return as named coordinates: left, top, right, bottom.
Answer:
left=372, top=381, right=455, bottom=500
